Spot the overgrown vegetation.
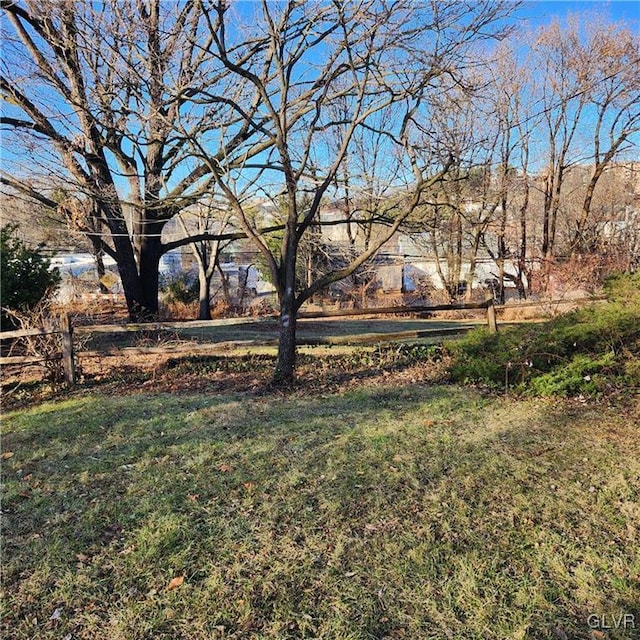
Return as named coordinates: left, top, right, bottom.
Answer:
left=446, top=272, right=640, bottom=396
left=0, top=224, right=60, bottom=330
left=2, top=386, right=638, bottom=639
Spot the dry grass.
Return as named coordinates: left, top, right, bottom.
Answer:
left=2, top=384, right=639, bottom=639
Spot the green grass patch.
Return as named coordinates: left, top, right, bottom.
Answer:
left=446, top=272, right=640, bottom=396
left=2, top=386, right=639, bottom=639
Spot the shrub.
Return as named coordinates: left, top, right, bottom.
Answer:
left=527, top=353, right=616, bottom=397
left=604, top=270, right=640, bottom=304
left=445, top=271, right=640, bottom=396
left=0, top=224, right=61, bottom=330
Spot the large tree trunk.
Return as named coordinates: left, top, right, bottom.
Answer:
left=274, top=235, right=299, bottom=385
left=274, top=294, right=297, bottom=386
left=137, top=233, right=163, bottom=320
left=111, top=228, right=145, bottom=320
left=198, top=263, right=212, bottom=320
left=106, top=235, right=162, bottom=322
left=96, top=183, right=163, bottom=321
left=198, top=287, right=211, bottom=320
left=117, top=216, right=166, bottom=322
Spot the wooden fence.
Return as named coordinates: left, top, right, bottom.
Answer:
left=2, top=295, right=600, bottom=387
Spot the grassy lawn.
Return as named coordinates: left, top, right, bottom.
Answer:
left=80, top=317, right=484, bottom=352
left=2, top=384, right=639, bottom=639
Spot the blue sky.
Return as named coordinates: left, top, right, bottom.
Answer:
left=515, top=0, right=639, bottom=25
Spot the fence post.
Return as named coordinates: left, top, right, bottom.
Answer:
left=60, top=313, right=76, bottom=386
left=486, top=296, right=498, bottom=334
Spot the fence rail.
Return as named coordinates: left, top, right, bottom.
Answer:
left=298, top=300, right=493, bottom=318
left=0, top=326, right=60, bottom=340
left=72, top=316, right=267, bottom=335
left=494, top=296, right=606, bottom=311
left=2, top=295, right=602, bottom=386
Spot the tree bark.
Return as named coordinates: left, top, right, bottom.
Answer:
left=274, top=291, right=297, bottom=385
left=136, top=228, right=164, bottom=320
left=216, top=260, right=232, bottom=307
left=274, top=229, right=299, bottom=385
left=198, top=263, right=212, bottom=320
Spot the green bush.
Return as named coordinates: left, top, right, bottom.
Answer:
left=604, top=270, right=640, bottom=304
left=623, top=356, right=640, bottom=386
left=447, top=330, right=509, bottom=388
left=445, top=271, right=640, bottom=396
left=0, top=224, right=61, bottom=330
left=527, top=353, right=615, bottom=397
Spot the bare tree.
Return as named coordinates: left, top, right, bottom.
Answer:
left=174, top=197, right=234, bottom=320
left=568, top=20, right=640, bottom=255
left=193, top=0, right=513, bottom=384
left=533, top=17, right=591, bottom=274
left=526, top=15, right=639, bottom=280
left=0, top=0, right=270, bottom=320
left=404, top=82, right=502, bottom=301
left=482, top=41, right=537, bottom=300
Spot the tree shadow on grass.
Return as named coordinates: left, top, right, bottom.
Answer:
left=2, top=386, right=639, bottom=639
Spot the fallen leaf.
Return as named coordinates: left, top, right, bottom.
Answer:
left=591, top=632, right=606, bottom=640
left=218, top=463, right=234, bottom=473
left=243, top=482, right=256, bottom=491
left=423, top=420, right=436, bottom=428
left=167, top=575, right=184, bottom=591
left=1, top=452, right=14, bottom=459
left=343, top=571, right=356, bottom=578
left=49, top=608, right=62, bottom=621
